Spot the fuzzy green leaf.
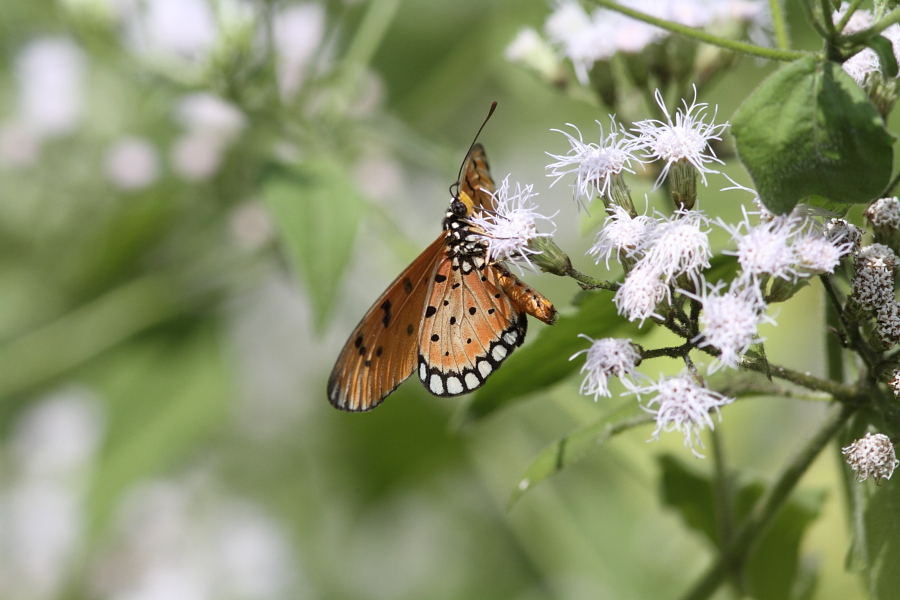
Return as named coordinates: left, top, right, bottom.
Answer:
left=732, top=57, right=894, bottom=214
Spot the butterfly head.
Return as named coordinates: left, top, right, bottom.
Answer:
left=450, top=190, right=476, bottom=219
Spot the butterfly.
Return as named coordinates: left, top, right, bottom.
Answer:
left=328, top=143, right=557, bottom=411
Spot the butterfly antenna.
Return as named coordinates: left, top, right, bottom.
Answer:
left=450, top=101, right=497, bottom=197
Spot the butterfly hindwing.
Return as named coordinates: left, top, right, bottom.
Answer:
left=327, top=235, right=445, bottom=411
left=417, top=258, right=526, bottom=396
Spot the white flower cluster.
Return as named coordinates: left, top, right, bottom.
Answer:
left=603, top=209, right=712, bottom=323
left=842, top=432, right=899, bottom=483
left=723, top=207, right=854, bottom=290
left=547, top=90, right=727, bottom=207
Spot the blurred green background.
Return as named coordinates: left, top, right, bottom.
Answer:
left=0, top=0, right=876, bottom=598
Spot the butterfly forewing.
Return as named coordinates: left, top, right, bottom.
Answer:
left=327, top=235, right=445, bottom=411
left=460, top=144, right=496, bottom=212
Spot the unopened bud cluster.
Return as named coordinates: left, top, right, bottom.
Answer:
left=842, top=433, right=899, bottom=483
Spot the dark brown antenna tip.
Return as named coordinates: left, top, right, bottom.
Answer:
left=453, top=102, right=498, bottom=196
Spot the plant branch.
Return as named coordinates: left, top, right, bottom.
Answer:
left=587, top=0, right=810, bottom=61
left=680, top=402, right=856, bottom=600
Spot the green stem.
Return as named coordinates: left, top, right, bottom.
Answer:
left=564, top=266, right=619, bottom=291
left=823, top=281, right=845, bottom=384
left=768, top=0, right=790, bottom=51
left=710, top=429, right=739, bottom=592
left=820, top=0, right=838, bottom=37
left=835, top=0, right=866, bottom=32
left=0, top=274, right=191, bottom=401
left=587, top=0, right=810, bottom=61
left=740, top=357, right=859, bottom=402
left=839, top=8, right=900, bottom=48
left=680, top=402, right=856, bottom=600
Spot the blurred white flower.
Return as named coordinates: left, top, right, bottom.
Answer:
left=124, top=0, right=217, bottom=63
left=273, top=3, right=326, bottom=99
left=11, top=388, right=105, bottom=480
left=229, top=202, right=274, bottom=251
left=0, top=120, right=41, bottom=169
left=175, top=93, right=246, bottom=144
left=2, top=481, right=83, bottom=599
left=15, top=37, right=87, bottom=138
left=104, top=137, right=162, bottom=191
left=95, top=477, right=297, bottom=600
left=505, top=27, right=560, bottom=79
left=170, top=133, right=223, bottom=181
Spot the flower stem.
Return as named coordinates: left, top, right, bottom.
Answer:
left=680, top=402, right=856, bottom=600
left=769, top=0, right=790, bottom=50
left=586, top=0, right=810, bottom=61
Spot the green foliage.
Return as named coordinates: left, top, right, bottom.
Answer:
left=508, top=399, right=651, bottom=507
left=660, top=455, right=826, bottom=600
left=263, top=159, right=365, bottom=332
left=732, top=57, right=894, bottom=214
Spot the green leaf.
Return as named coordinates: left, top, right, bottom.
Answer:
left=660, top=455, right=826, bottom=600
left=659, top=455, right=719, bottom=544
left=841, top=412, right=900, bottom=599
left=732, top=56, right=894, bottom=214
left=864, top=35, right=899, bottom=79
left=508, top=400, right=651, bottom=507
left=461, top=291, right=626, bottom=424
left=262, top=158, right=365, bottom=332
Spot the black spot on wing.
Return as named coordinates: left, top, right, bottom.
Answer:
left=380, top=299, right=392, bottom=327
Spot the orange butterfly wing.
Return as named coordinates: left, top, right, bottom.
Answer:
left=328, top=142, right=557, bottom=410
left=327, top=235, right=445, bottom=411
left=460, top=143, right=496, bottom=212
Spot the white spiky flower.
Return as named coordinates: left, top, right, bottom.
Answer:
left=588, top=206, right=658, bottom=268
left=637, top=209, right=712, bottom=286
left=614, top=264, right=670, bottom=324
left=569, top=335, right=643, bottom=399
left=687, top=280, right=773, bottom=372
left=470, top=176, right=557, bottom=271
left=635, top=372, right=734, bottom=458
left=631, top=88, right=728, bottom=188
left=546, top=119, right=641, bottom=208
